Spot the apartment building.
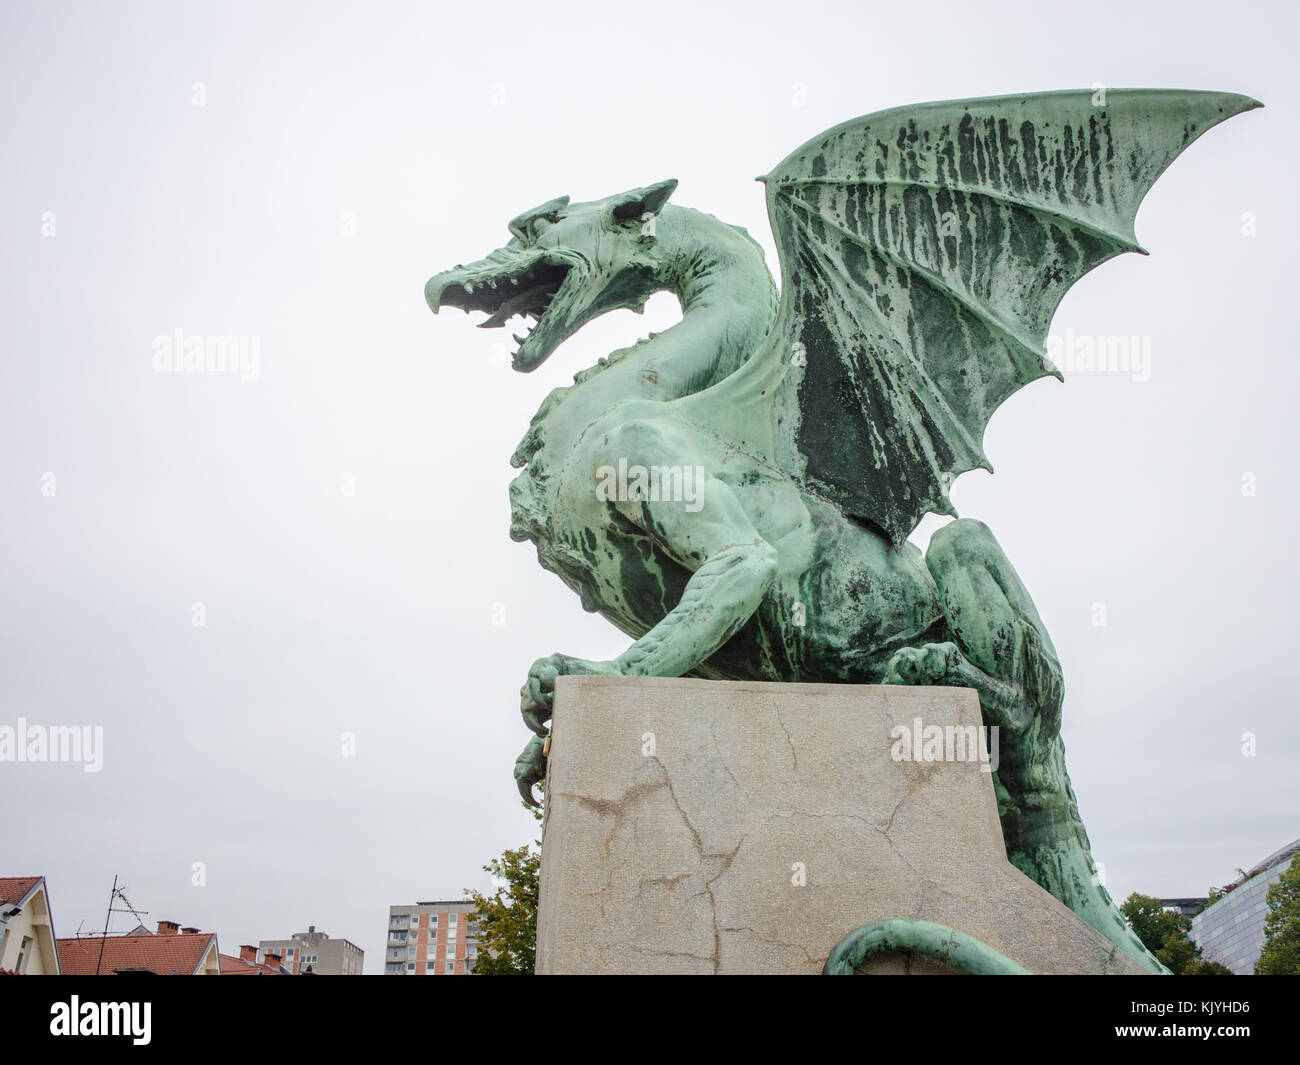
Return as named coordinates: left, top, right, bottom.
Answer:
left=257, top=925, right=363, bottom=975
left=384, top=901, right=478, bottom=974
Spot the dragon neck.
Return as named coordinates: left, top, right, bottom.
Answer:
left=512, top=207, right=777, bottom=475
left=659, top=205, right=777, bottom=333
left=668, top=206, right=797, bottom=467
left=576, top=206, right=777, bottom=394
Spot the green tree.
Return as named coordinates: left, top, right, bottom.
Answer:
left=1156, top=928, right=1197, bottom=975
left=1183, top=958, right=1234, bottom=976
left=465, top=801, right=541, bottom=975
left=1255, top=853, right=1300, bottom=975
left=1197, top=885, right=1228, bottom=913
left=1121, top=894, right=1187, bottom=961
left=1120, top=893, right=1228, bottom=976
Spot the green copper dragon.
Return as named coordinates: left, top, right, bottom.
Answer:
left=427, top=89, right=1259, bottom=974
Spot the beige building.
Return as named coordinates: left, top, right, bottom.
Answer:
left=0, top=876, right=60, bottom=974
left=385, top=901, right=479, bottom=974
left=258, top=925, right=363, bottom=975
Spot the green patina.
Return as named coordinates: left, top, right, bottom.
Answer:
left=427, top=90, right=1260, bottom=974
left=823, top=918, right=1031, bottom=975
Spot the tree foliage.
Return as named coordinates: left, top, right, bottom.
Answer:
left=465, top=800, right=541, bottom=975
left=1183, top=958, right=1234, bottom=976
left=1121, top=894, right=1188, bottom=963
left=1255, top=853, right=1300, bottom=976
left=1120, top=893, right=1231, bottom=976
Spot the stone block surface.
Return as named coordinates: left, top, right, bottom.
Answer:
left=535, top=675, right=1146, bottom=975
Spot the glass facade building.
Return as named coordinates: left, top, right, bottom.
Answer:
left=1190, top=839, right=1299, bottom=975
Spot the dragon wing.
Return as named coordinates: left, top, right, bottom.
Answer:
left=694, top=89, right=1259, bottom=546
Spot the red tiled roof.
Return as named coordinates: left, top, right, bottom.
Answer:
left=0, top=877, right=42, bottom=906
left=57, top=933, right=217, bottom=976
left=219, top=953, right=289, bottom=976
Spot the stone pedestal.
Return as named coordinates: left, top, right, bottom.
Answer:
left=535, top=675, right=1146, bottom=975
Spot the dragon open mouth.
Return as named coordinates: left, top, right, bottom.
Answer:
left=429, top=258, right=573, bottom=367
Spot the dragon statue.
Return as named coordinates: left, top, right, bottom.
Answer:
left=427, top=89, right=1259, bottom=974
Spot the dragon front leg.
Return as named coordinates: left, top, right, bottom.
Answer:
left=514, top=421, right=780, bottom=804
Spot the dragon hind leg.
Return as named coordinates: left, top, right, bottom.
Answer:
left=886, top=518, right=1166, bottom=973
left=924, top=518, right=1063, bottom=732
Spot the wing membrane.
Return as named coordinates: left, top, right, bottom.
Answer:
left=755, top=89, right=1259, bottom=544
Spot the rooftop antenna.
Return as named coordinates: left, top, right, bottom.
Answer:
left=93, top=876, right=151, bottom=975
left=94, top=875, right=117, bottom=976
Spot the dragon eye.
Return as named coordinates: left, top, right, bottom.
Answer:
left=606, top=209, right=651, bottom=237
left=528, top=214, right=560, bottom=241
left=507, top=196, right=570, bottom=242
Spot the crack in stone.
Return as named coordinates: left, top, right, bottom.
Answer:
left=551, top=777, right=671, bottom=869
left=922, top=879, right=981, bottom=907
left=620, top=943, right=716, bottom=964
left=702, top=839, right=744, bottom=974
left=650, top=756, right=745, bottom=973
left=720, top=924, right=818, bottom=966
left=765, top=810, right=875, bottom=826
left=879, top=789, right=908, bottom=839
left=551, top=777, right=669, bottom=819
left=774, top=707, right=799, bottom=771
left=709, top=719, right=743, bottom=792
left=636, top=872, right=694, bottom=899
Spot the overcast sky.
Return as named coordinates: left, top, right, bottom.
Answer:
left=1, top=0, right=1296, bottom=972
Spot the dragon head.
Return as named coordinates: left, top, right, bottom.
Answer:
left=425, top=179, right=678, bottom=372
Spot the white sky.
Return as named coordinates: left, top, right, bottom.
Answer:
left=1, top=0, right=1296, bottom=971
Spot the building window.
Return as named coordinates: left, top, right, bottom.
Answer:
left=16, top=936, right=32, bottom=973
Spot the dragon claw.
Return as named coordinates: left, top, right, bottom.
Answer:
left=885, top=642, right=959, bottom=686
left=514, top=735, right=547, bottom=806
left=520, top=655, right=563, bottom=735
left=519, top=653, right=620, bottom=735
left=515, top=654, right=622, bottom=797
